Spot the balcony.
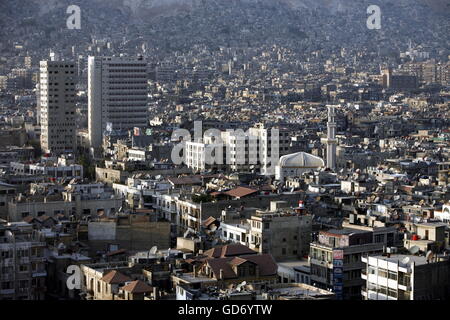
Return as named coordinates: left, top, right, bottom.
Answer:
left=18, top=288, right=29, bottom=294
left=0, top=289, right=15, bottom=295
left=19, top=257, right=30, bottom=264
left=0, top=258, right=13, bottom=266
left=30, top=256, right=46, bottom=262
left=32, top=271, right=47, bottom=277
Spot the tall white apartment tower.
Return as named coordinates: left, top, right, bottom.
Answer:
left=39, top=60, right=77, bottom=155
left=326, top=105, right=337, bottom=170
left=88, top=56, right=148, bottom=151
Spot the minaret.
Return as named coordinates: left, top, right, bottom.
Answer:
left=326, top=105, right=337, bottom=170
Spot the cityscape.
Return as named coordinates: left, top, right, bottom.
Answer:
left=0, top=0, right=449, bottom=305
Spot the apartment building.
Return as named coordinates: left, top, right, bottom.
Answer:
left=88, top=56, right=148, bottom=152
left=184, top=124, right=291, bottom=175
left=309, top=228, right=385, bottom=300
left=39, top=60, right=77, bottom=155
left=10, top=155, right=83, bottom=181
left=0, top=221, right=46, bottom=300
left=220, top=204, right=312, bottom=261
left=361, top=253, right=450, bottom=300
left=0, top=183, right=15, bottom=220
left=7, top=183, right=122, bottom=222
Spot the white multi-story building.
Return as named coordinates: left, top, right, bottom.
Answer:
left=88, top=56, right=148, bottom=151
left=184, top=124, right=291, bottom=175
left=361, top=254, right=450, bottom=300
left=39, top=61, right=77, bottom=155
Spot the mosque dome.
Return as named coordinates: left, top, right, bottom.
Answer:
left=278, top=152, right=325, bottom=168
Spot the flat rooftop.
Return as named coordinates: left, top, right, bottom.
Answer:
left=268, top=283, right=334, bottom=299
left=371, top=254, right=435, bottom=267
left=325, top=228, right=369, bottom=235
left=277, top=259, right=310, bottom=269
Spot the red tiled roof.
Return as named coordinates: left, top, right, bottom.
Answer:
left=223, top=187, right=258, bottom=198
left=101, top=270, right=131, bottom=284
left=121, top=280, right=153, bottom=294
left=229, top=256, right=248, bottom=266
left=204, top=244, right=257, bottom=258
left=23, top=216, right=35, bottom=223
left=205, top=254, right=277, bottom=280
left=105, top=249, right=127, bottom=257
left=37, top=215, right=54, bottom=222
left=202, top=216, right=217, bottom=228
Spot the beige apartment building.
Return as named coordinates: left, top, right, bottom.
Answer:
left=39, top=60, right=77, bottom=155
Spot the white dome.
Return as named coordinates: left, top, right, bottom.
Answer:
left=278, top=152, right=325, bottom=168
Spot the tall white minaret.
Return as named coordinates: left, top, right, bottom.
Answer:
left=326, top=105, right=337, bottom=170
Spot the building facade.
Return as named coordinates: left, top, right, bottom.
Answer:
left=88, top=56, right=148, bottom=152
left=39, top=61, right=77, bottom=155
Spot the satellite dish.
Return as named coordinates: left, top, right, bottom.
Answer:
left=402, top=257, right=410, bottom=265
left=149, top=246, right=158, bottom=255
left=426, top=251, right=434, bottom=262
left=409, top=246, right=420, bottom=255
left=236, top=281, right=247, bottom=292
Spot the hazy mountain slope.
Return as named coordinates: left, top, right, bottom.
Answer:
left=0, top=0, right=448, bottom=54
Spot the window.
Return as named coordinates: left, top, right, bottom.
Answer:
left=374, top=234, right=385, bottom=243
left=398, top=272, right=410, bottom=287
left=378, top=285, right=387, bottom=295
left=368, top=266, right=377, bottom=275
left=368, top=282, right=377, bottom=292
left=388, top=271, right=397, bottom=280
left=282, top=248, right=287, bottom=255
left=378, top=268, right=388, bottom=278
left=398, top=289, right=411, bottom=300
left=388, top=288, right=397, bottom=298
left=19, top=265, right=28, bottom=272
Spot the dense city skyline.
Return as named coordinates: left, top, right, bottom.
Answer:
left=0, top=0, right=449, bottom=309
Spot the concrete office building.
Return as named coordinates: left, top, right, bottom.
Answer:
left=88, top=56, right=148, bottom=152
left=39, top=61, right=77, bottom=155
